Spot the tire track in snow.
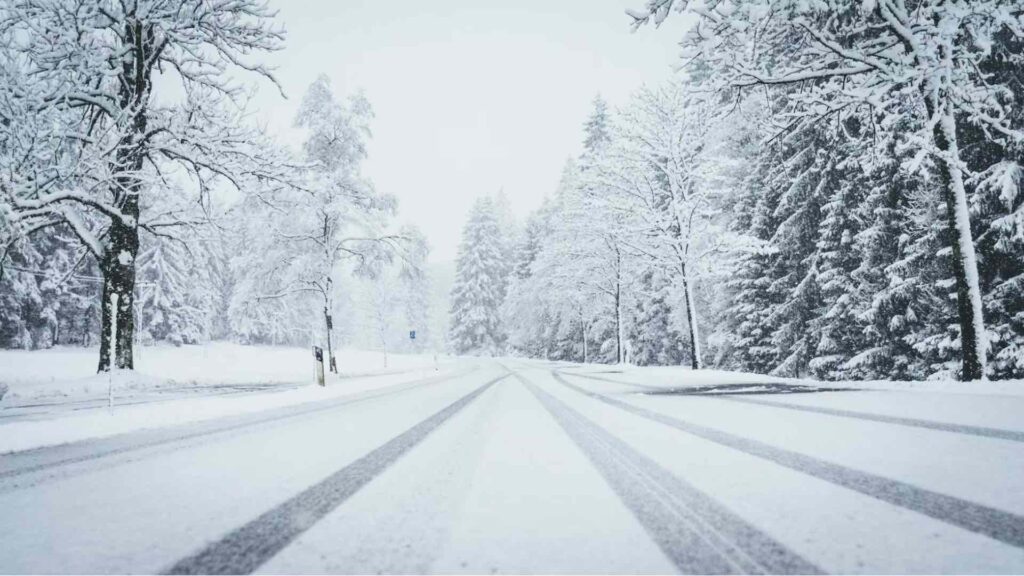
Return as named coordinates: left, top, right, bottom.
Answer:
left=517, top=372, right=821, bottom=574
left=163, top=372, right=506, bottom=575
left=720, top=396, right=1024, bottom=443
left=554, top=371, right=1024, bottom=550
left=567, top=371, right=1024, bottom=443
left=0, top=366, right=475, bottom=489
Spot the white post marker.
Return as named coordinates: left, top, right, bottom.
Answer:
left=313, top=346, right=325, bottom=387
left=108, top=291, right=118, bottom=409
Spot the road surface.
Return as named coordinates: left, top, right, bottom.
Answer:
left=2, top=360, right=1023, bottom=573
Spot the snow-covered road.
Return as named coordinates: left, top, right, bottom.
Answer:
left=2, top=360, right=1023, bottom=574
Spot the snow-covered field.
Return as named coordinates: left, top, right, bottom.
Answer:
left=0, top=343, right=456, bottom=453
left=0, top=342, right=446, bottom=402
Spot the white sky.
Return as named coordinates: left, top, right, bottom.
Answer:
left=250, top=0, right=683, bottom=262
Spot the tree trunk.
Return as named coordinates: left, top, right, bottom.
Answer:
left=681, top=263, right=703, bottom=370
left=97, top=19, right=153, bottom=372
left=614, top=280, right=623, bottom=364
left=929, top=98, right=987, bottom=380
left=98, top=220, right=139, bottom=371
left=579, top=308, right=589, bottom=363
left=614, top=247, right=624, bottom=364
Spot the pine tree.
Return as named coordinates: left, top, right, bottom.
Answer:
left=724, top=140, right=786, bottom=374
left=584, top=95, right=611, bottom=153
left=962, top=30, right=1024, bottom=378
left=136, top=235, right=212, bottom=346
left=766, top=127, right=833, bottom=377
left=449, top=197, right=507, bottom=355
left=630, top=269, right=684, bottom=366
left=808, top=131, right=871, bottom=379
left=843, top=113, right=931, bottom=380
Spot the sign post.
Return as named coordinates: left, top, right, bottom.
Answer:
left=325, top=308, right=337, bottom=374
left=313, top=346, right=325, bottom=387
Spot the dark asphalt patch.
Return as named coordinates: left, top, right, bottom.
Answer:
left=164, top=373, right=505, bottom=575
left=642, top=382, right=854, bottom=396
left=519, top=373, right=821, bottom=574
left=554, top=371, right=1024, bottom=551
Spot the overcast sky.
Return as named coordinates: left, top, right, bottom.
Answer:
left=251, top=0, right=683, bottom=262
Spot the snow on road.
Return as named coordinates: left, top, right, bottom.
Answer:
left=260, top=370, right=675, bottom=574
left=0, top=366, right=493, bottom=573
left=431, top=373, right=676, bottom=574
left=559, top=377, right=1024, bottom=519
left=543, top=366, right=1024, bottom=573
left=1, top=359, right=1023, bottom=573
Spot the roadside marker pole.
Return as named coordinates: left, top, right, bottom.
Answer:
left=313, top=346, right=326, bottom=387
left=108, top=292, right=118, bottom=410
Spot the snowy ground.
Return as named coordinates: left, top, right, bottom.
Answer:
left=0, top=342, right=447, bottom=402
left=1, top=357, right=1023, bottom=573
left=0, top=343, right=454, bottom=451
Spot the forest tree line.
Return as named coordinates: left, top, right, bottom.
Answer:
left=450, top=1, right=1024, bottom=381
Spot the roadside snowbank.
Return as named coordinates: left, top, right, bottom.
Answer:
left=559, top=363, right=1024, bottom=397
left=0, top=343, right=448, bottom=402
left=0, top=365, right=465, bottom=454
left=0, top=342, right=463, bottom=454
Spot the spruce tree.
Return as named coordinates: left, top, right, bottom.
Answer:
left=449, top=197, right=507, bottom=355
left=631, top=269, right=684, bottom=366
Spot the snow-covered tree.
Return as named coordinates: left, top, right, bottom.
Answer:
left=0, top=228, right=99, bottom=349
left=0, top=0, right=289, bottom=371
left=630, top=268, right=685, bottom=366
left=233, top=76, right=406, bottom=369
left=589, top=84, right=744, bottom=368
left=630, top=0, right=1024, bottom=380
left=504, top=190, right=561, bottom=359
left=135, top=233, right=213, bottom=346
left=449, top=196, right=507, bottom=355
